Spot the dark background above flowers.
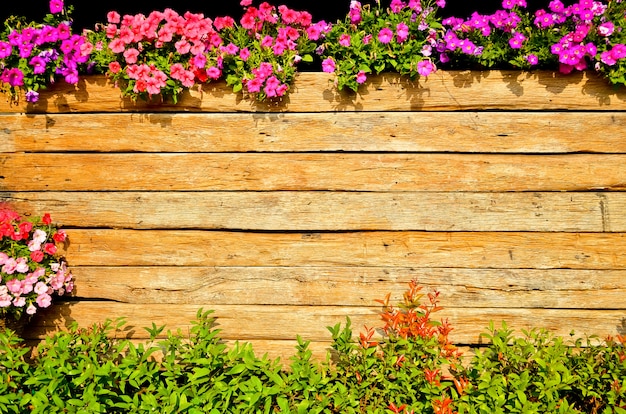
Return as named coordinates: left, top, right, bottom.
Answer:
left=2, top=0, right=572, bottom=31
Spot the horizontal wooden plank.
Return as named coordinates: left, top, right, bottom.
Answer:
left=56, top=229, right=626, bottom=269
left=1, top=191, right=620, bottom=232
left=3, top=153, right=626, bottom=192
left=4, top=111, right=626, bottom=153
left=1, top=71, right=625, bottom=113
left=70, top=266, right=626, bottom=309
left=26, top=303, right=626, bottom=345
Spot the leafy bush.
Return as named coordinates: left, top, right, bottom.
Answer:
left=1, top=280, right=625, bottom=413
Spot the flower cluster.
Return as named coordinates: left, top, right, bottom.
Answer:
left=2, top=0, right=626, bottom=102
left=0, top=206, right=73, bottom=320
left=209, top=0, right=323, bottom=100
left=86, top=8, right=220, bottom=102
left=86, top=0, right=323, bottom=102
left=0, top=0, right=91, bottom=103
left=441, top=0, right=626, bottom=85
left=316, top=0, right=446, bottom=92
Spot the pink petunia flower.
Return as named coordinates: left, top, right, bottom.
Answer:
left=417, top=59, right=436, bottom=77
left=107, top=11, right=121, bottom=24
left=396, top=22, right=409, bottom=43
left=356, top=70, right=367, bottom=84
left=339, top=34, right=351, bottom=47
left=322, top=57, right=336, bottom=73
left=378, top=27, right=394, bottom=44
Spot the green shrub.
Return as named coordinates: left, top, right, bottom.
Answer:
left=1, top=281, right=625, bottom=413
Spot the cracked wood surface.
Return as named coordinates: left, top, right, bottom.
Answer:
left=2, top=153, right=626, bottom=192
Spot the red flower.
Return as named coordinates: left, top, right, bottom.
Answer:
left=18, top=221, right=33, bottom=238
left=31, top=250, right=44, bottom=263
left=42, top=213, right=52, bottom=225
left=388, top=402, right=407, bottom=413
left=53, top=230, right=67, bottom=243
left=43, top=242, right=57, bottom=255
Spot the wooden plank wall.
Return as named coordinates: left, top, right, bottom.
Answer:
left=2, top=70, right=626, bottom=360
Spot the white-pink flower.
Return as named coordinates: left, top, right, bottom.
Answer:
left=0, top=295, right=12, bottom=308
left=36, top=293, right=52, bottom=308
left=6, top=279, right=22, bottom=294
left=34, top=281, right=49, bottom=295
left=16, top=257, right=29, bottom=273
left=13, top=297, right=26, bottom=307
left=2, top=258, right=17, bottom=275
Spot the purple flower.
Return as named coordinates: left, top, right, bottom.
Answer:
left=378, top=27, right=394, bottom=44
left=322, top=57, right=336, bottom=73
left=25, top=90, right=40, bottom=103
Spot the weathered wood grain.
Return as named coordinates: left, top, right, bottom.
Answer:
left=27, top=302, right=626, bottom=344
left=1, top=191, right=620, bottom=232
left=4, top=111, right=626, bottom=153
left=1, top=71, right=625, bottom=114
left=69, top=266, right=626, bottom=309
left=3, top=153, right=626, bottom=191
left=56, top=229, right=626, bottom=269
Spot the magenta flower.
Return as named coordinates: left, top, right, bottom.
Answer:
left=206, top=67, right=221, bottom=80
left=29, top=56, right=47, bottom=74
left=49, top=0, right=64, bottom=14
left=322, top=57, right=336, bottom=73
left=239, top=47, right=250, bottom=61
left=0, top=41, right=12, bottom=59
left=247, top=77, right=263, bottom=93
left=526, top=54, right=539, bottom=65
left=509, top=32, right=526, bottom=49
left=2, top=68, right=25, bottom=87
left=598, top=21, right=615, bottom=37
left=378, top=27, right=394, bottom=44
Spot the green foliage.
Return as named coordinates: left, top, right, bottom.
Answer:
left=452, top=322, right=626, bottom=414
left=1, top=282, right=625, bottom=413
